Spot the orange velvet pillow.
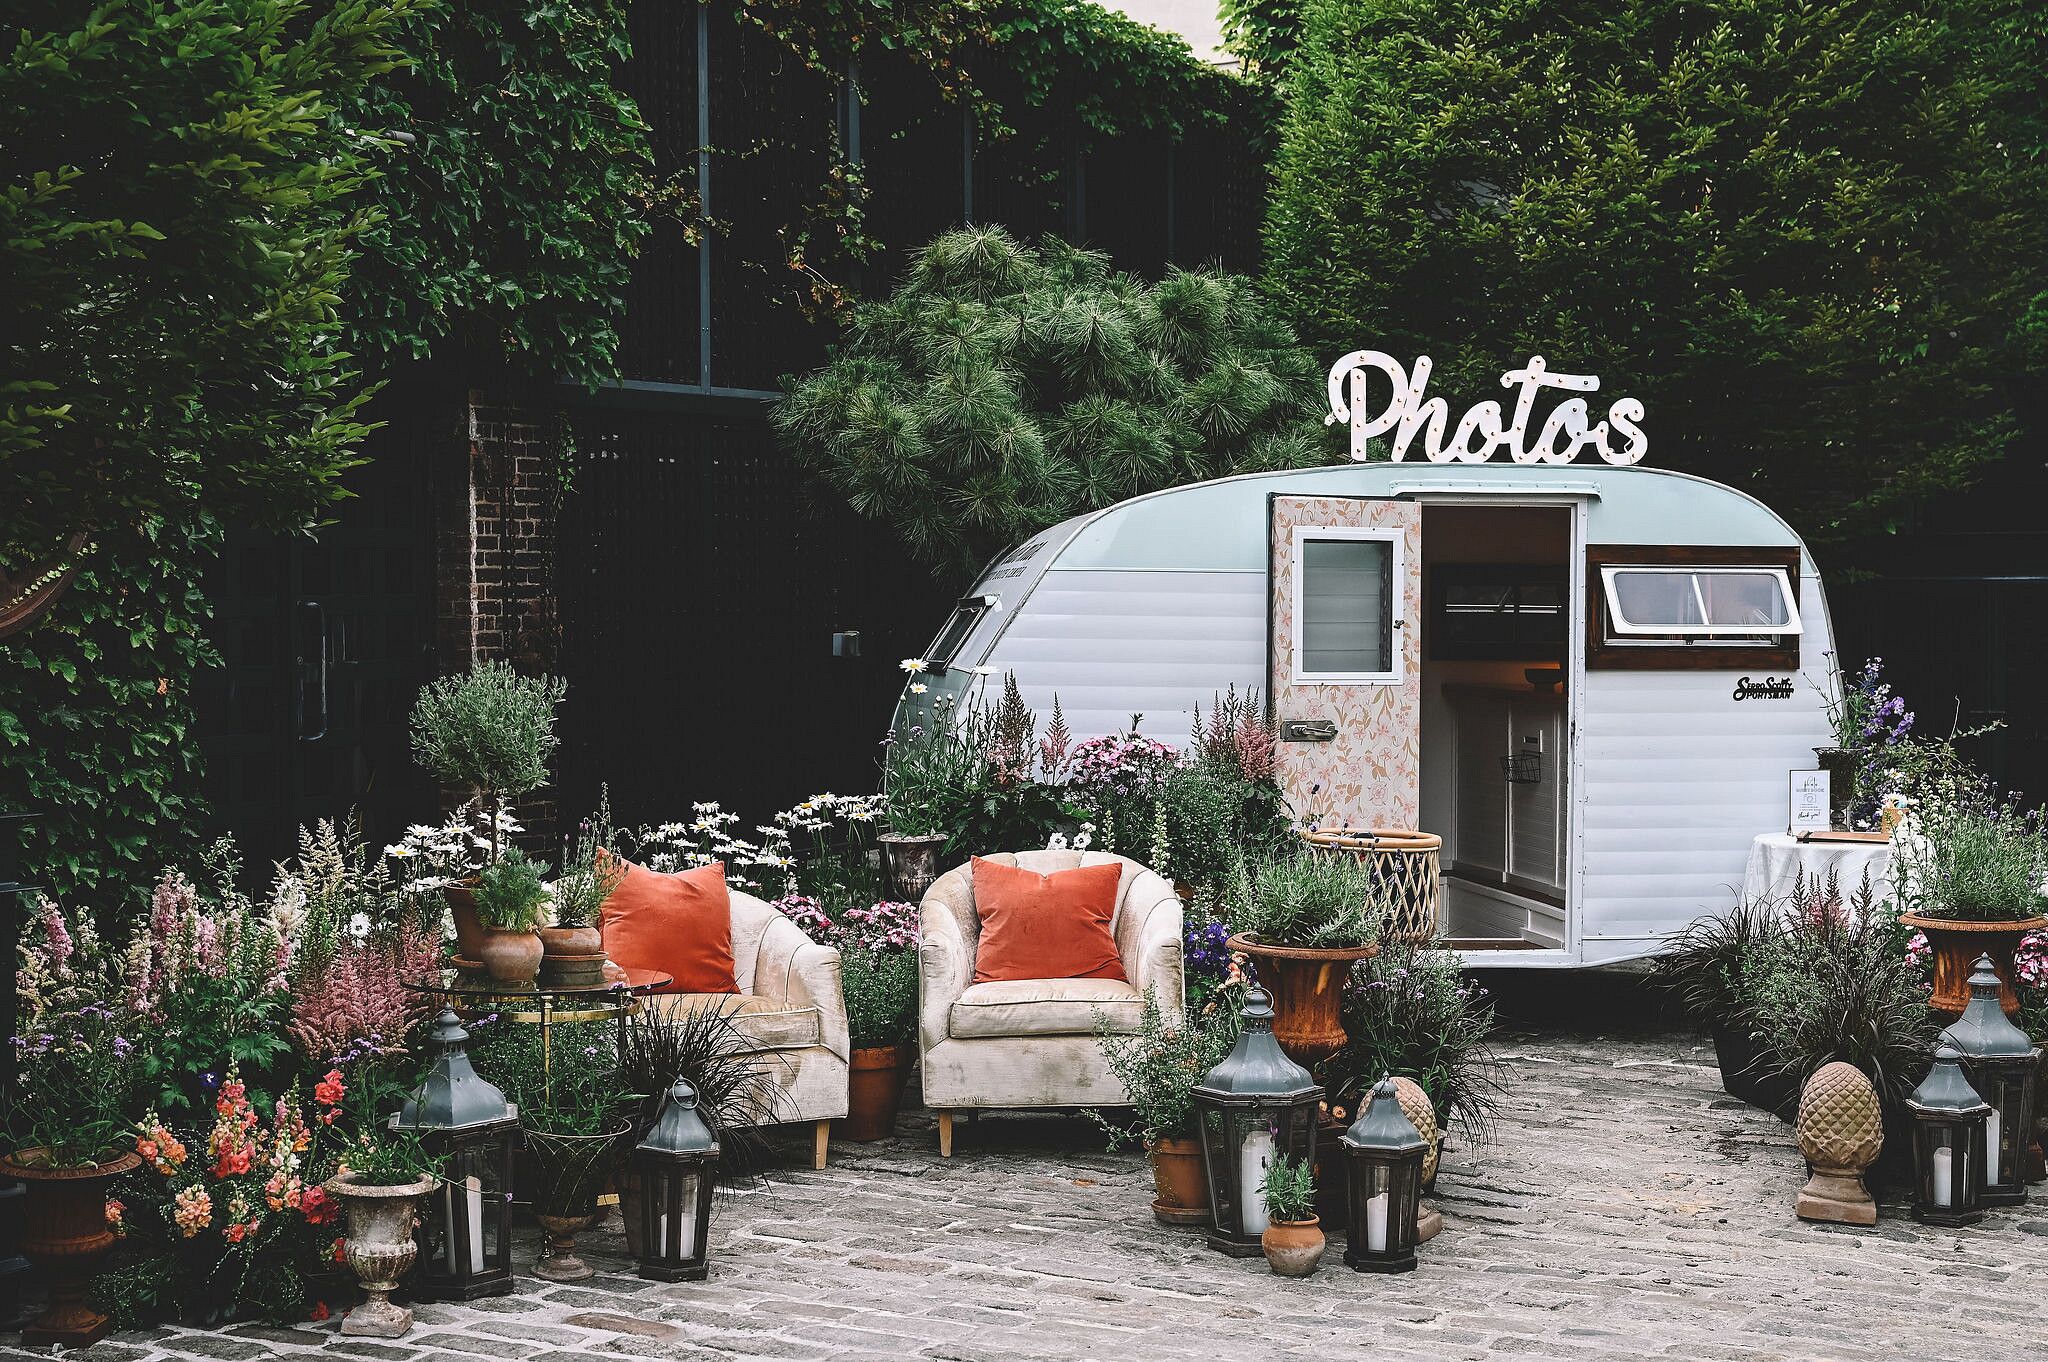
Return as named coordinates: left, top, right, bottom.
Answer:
left=970, top=857, right=1126, bottom=985
left=599, top=860, right=737, bottom=995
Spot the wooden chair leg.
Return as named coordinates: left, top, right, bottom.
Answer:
left=813, top=1120, right=830, bottom=1170
left=937, top=1111, right=954, bottom=1158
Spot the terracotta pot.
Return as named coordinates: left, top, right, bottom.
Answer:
left=840, top=1046, right=910, bottom=1142
left=1147, top=1137, right=1209, bottom=1225
left=3, top=1149, right=141, bottom=1347
left=877, top=833, right=945, bottom=904
left=1260, top=1217, right=1326, bottom=1277
left=326, top=1171, right=436, bottom=1339
left=445, top=882, right=486, bottom=960
left=477, top=928, right=543, bottom=987
left=1226, top=933, right=1379, bottom=1070
left=537, top=924, right=607, bottom=989
left=1898, top=913, right=2046, bottom=1017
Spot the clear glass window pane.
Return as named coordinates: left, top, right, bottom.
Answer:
left=929, top=599, right=988, bottom=668
left=1610, top=570, right=1705, bottom=627
left=1698, top=571, right=1791, bottom=628
left=1301, top=538, right=1391, bottom=674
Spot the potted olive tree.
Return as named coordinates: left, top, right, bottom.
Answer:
left=1225, top=851, right=1385, bottom=1069
left=1091, top=991, right=1239, bottom=1225
left=408, top=661, right=567, bottom=965
left=1895, top=794, right=2048, bottom=1016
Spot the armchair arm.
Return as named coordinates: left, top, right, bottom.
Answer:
left=753, top=910, right=849, bottom=1062
left=918, top=869, right=975, bottom=1054
left=1121, top=872, right=1185, bottom=1026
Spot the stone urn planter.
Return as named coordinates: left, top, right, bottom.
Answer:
left=1225, top=933, right=1379, bottom=1069
left=2, top=1149, right=142, bottom=1346
left=326, top=1171, right=438, bottom=1339
left=476, top=928, right=543, bottom=988
left=526, top=1122, right=632, bottom=1282
left=537, top=924, right=607, bottom=989
left=841, top=1046, right=910, bottom=1143
left=1261, top=1217, right=1325, bottom=1277
left=1899, top=913, right=2046, bottom=1017
left=1146, top=1137, right=1209, bottom=1226
left=877, top=832, right=945, bottom=904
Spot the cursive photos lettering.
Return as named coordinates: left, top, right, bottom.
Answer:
left=1325, top=351, right=1648, bottom=466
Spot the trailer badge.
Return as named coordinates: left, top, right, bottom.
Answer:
left=1732, top=676, right=1796, bottom=701
left=1325, top=351, right=1648, bottom=466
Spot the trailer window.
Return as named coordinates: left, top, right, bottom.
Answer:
left=1293, top=527, right=1403, bottom=683
left=928, top=595, right=995, bottom=671
left=1599, top=566, right=1801, bottom=639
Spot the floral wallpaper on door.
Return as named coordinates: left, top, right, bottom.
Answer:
left=1269, top=494, right=1422, bottom=830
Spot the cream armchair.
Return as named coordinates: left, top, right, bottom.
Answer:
left=644, top=889, right=849, bottom=1167
left=918, top=851, right=1184, bottom=1156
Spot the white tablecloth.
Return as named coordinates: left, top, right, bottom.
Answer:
left=1741, top=833, right=1893, bottom=907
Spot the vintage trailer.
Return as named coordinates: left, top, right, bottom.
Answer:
left=899, top=449, right=1842, bottom=968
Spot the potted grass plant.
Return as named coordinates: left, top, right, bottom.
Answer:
left=1652, top=894, right=1794, bottom=1110
left=1225, top=851, right=1385, bottom=1069
left=878, top=688, right=976, bottom=901
left=541, top=796, right=624, bottom=988
left=408, top=661, right=567, bottom=964
left=1894, top=793, right=2048, bottom=1016
left=1257, top=1154, right=1324, bottom=1277
left=1091, top=989, right=1240, bottom=1225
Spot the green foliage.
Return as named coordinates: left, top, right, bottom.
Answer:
left=472, top=847, right=550, bottom=931
left=341, top=0, right=654, bottom=386
left=0, top=520, right=217, bottom=906
left=1265, top=0, right=2048, bottom=544
left=1336, top=938, right=1501, bottom=1137
left=1651, top=894, right=1784, bottom=1027
left=777, top=226, right=1330, bottom=575
left=1895, top=799, right=2047, bottom=922
left=1219, top=0, right=1303, bottom=84
left=1259, top=1153, right=1316, bottom=1223
left=550, top=795, right=624, bottom=930
left=616, top=1001, right=788, bottom=1146
left=883, top=689, right=1084, bottom=856
left=409, top=661, right=567, bottom=827
left=1091, top=987, right=1240, bottom=1148
left=1229, top=850, right=1383, bottom=951
left=840, top=941, right=919, bottom=1049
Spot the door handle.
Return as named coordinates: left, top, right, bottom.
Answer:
left=294, top=599, right=329, bottom=743
left=1281, top=718, right=1338, bottom=743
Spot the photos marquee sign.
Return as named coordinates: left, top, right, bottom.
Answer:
left=1326, top=351, right=1649, bottom=466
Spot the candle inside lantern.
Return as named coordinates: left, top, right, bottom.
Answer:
left=1985, top=1109, right=2001, bottom=1185
left=1239, top=1128, right=1275, bottom=1236
left=1365, top=1191, right=1390, bottom=1252
left=1931, top=1146, right=1953, bottom=1208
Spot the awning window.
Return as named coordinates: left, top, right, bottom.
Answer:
left=929, top=595, right=996, bottom=670
left=1599, top=565, right=1802, bottom=638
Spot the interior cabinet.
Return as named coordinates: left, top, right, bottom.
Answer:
left=1447, top=685, right=1568, bottom=901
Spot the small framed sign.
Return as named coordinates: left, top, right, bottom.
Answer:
left=1789, top=769, right=1831, bottom=835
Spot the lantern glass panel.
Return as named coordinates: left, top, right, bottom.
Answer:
left=1343, top=1148, right=1421, bottom=1271
left=414, top=1122, right=515, bottom=1298
left=1970, top=1063, right=2036, bottom=1203
left=1911, top=1117, right=1985, bottom=1224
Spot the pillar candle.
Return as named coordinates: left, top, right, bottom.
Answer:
left=1985, top=1109, right=2001, bottom=1186
left=1239, top=1129, right=1275, bottom=1236
left=1365, top=1191, right=1390, bottom=1252
left=1931, top=1146, right=1953, bottom=1207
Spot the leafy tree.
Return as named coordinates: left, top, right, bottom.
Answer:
left=0, top=0, right=411, bottom=902
left=341, top=0, right=654, bottom=386
left=775, top=227, right=1331, bottom=576
left=1219, top=0, right=1304, bottom=84
left=1266, top=0, right=2048, bottom=544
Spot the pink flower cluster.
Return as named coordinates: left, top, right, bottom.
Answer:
left=287, top=922, right=438, bottom=1067
left=1067, top=732, right=1178, bottom=797
left=838, top=901, right=919, bottom=952
left=772, top=894, right=834, bottom=946
left=2016, top=931, right=2048, bottom=991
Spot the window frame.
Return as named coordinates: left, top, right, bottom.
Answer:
left=1586, top=545, right=1803, bottom=671
left=1290, top=524, right=1405, bottom=686
left=1598, top=564, right=1803, bottom=638
left=927, top=594, right=997, bottom=673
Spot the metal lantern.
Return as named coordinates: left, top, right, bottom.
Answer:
left=1904, top=1044, right=1991, bottom=1227
left=393, top=1009, right=519, bottom=1299
left=1191, top=984, right=1323, bottom=1256
left=1940, top=954, right=2042, bottom=1207
left=630, top=1078, right=720, bottom=1282
left=1341, top=1076, right=1427, bottom=1273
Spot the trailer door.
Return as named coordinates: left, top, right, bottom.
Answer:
left=1268, top=494, right=1422, bottom=829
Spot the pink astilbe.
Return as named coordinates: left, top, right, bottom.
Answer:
left=1038, top=695, right=1072, bottom=780
left=1233, top=712, right=1276, bottom=784
left=287, top=923, right=439, bottom=1068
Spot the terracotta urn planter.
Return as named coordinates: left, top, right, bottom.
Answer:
left=1225, top=933, right=1379, bottom=1069
left=1899, top=913, right=2047, bottom=1017
left=840, top=1046, right=911, bottom=1142
left=1260, top=1217, right=1326, bottom=1277
left=877, top=833, right=945, bottom=904
left=445, top=882, right=486, bottom=976
left=326, top=1171, right=437, bottom=1339
left=1147, top=1137, right=1209, bottom=1226
left=537, top=924, right=607, bottom=989
left=476, top=928, right=543, bottom=988
left=2, top=1149, right=142, bottom=1346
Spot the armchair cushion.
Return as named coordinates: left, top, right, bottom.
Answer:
left=948, top=978, right=1143, bottom=1039
left=600, top=860, right=737, bottom=995
left=969, top=856, right=1126, bottom=984
left=649, top=992, right=822, bottom=1051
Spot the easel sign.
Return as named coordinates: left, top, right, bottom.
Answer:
left=1788, top=769, right=1831, bottom=835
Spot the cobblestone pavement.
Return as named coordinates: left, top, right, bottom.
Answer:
left=9, top=1031, right=2042, bottom=1362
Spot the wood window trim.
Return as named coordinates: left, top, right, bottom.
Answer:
left=1586, top=544, right=1802, bottom=671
